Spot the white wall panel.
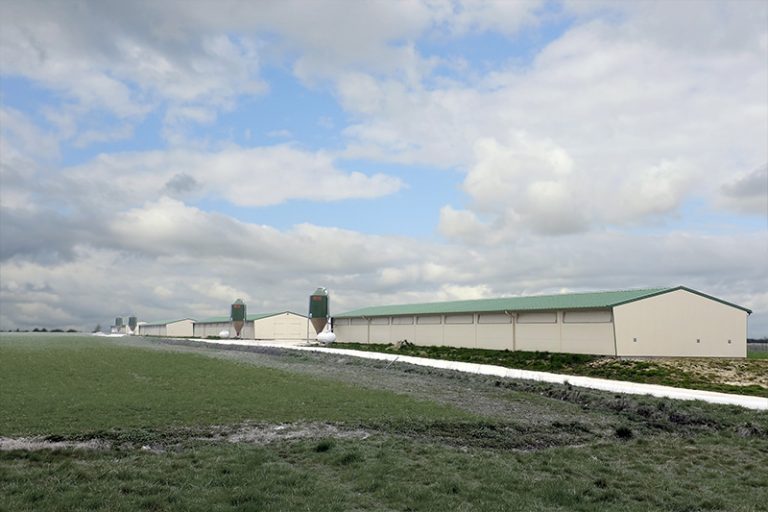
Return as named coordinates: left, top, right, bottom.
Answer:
left=516, top=323, right=561, bottom=352
left=478, top=313, right=512, bottom=324
left=166, top=320, right=194, bottom=337
left=563, top=310, right=612, bottom=323
left=476, top=324, right=513, bottom=350
left=518, top=312, right=557, bottom=324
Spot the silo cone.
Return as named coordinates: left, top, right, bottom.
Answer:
left=128, top=316, right=138, bottom=334
left=231, top=299, right=246, bottom=338
left=309, top=287, right=329, bottom=334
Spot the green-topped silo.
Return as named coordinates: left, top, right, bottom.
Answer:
left=231, top=299, right=246, bottom=338
left=309, top=287, right=329, bottom=334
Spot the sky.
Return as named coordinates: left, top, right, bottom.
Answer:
left=0, top=0, right=766, bottom=335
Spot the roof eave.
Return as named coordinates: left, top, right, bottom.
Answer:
left=610, top=286, right=752, bottom=314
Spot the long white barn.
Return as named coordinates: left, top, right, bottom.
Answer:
left=332, top=287, right=751, bottom=358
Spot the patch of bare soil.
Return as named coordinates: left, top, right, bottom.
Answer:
left=0, top=437, right=108, bottom=451
left=0, top=423, right=373, bottom=452
left=225, top=422, right=372, bottom=444
left=659, top=359, right=767, bottom=388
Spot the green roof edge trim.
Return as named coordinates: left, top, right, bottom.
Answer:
left=610, top=286, right=752, bottom=314
left=141, top=318, right=196, bottom=326
left=195, top=311, right=307, bottom=323
left=334, top=286, right=752, bottom=317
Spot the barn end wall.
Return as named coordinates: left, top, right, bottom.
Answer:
left=253, top=313, right=307, bottom=340
left=613, top=289, right=748, bottom=357
left=166, top=320, right=195, bottom=338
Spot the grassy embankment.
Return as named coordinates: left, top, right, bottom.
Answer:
left=330, top=342, right=768, bottom=397
left=1, top=334, right=767, bottom=512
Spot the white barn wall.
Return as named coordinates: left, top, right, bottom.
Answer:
left=253, top=313, right=307, bottom=340
left=390, top=316, right=416, bottom=344
left=560, top=322, right=615, bottom=355
left=476, top=313, right=514, bottom=350
left=413, top=316, right=444, bottom=346
left=334, top=310, right=616, bottom=354
left=194, top=322, right=232, bottom=338
left=166, top=320, right=194, bottom=337
left=195, top=321, right=253, bottom=339
left=614, top=290, right=747, bottom=357
left=138, top=324, right=166, bottom=336
left=335, top=318, right=367, bottom=342
left=240, top=323, right=255, bottom=339
left=369, top=317, right=391, bottom=343
left=138, top=319, right=193, bottom=337
left=516, top=324, right=561, bottom=353
left=443, top=318, right=476, bottom=348
left=560, top=311, right=615, bottom=355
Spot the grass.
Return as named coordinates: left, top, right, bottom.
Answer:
left=330, top=342, right=768, bottom=397
left=748, top=350, right=768, bottom=359
left=0, top=336, right=467, bottom=435
left=1, top=334, right=767, bottom=511
left=3, top=435, right=766, bottom=511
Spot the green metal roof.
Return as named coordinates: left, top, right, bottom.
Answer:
left=195, top=311, right=306, bottom=324
left=141, top=318, right=195, bottom=326
left=334, top=286, right=752, bottom=317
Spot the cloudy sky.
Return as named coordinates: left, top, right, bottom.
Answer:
left=1, top=0, right=766, bottom=335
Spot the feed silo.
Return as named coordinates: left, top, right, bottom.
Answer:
left=128, top=316, right=137, bottom=334
left=309, top=287, right=329, bottom=334
left=231, top=299, right=246, bottom=338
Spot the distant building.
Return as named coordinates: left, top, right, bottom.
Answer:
left=333, top=287, right=751, bottom=358
left=137, top=318, right=195, bottom=337
left=193, top=311, right=308, bottom=340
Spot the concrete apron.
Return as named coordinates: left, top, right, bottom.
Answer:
left=194, top=338, right=768, bottom=411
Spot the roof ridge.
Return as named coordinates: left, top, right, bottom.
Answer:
left=342, top=287, right=671, bottom=311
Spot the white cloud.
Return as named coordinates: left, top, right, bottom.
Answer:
left=617, top=160, right=693, bottom=220
left=440, top=0, right=543, bottom=36
left=0, top=0, right=548, bottom=146
left=718, top=165, right=768, bottom=216
left=438, top=206, right=489, bottom=243
left=1, top=0, right=766, bottom=338
left=2, top=199, right=766, bottom=334
left=62, top=145, right=402, bottom=209
left=0, top=107, right=59, bottom=211
left=337, top=4, right=766, bottom=237
left=438, top=133, right=588, bottom=238
left=0, top=1, right=266, bottom=145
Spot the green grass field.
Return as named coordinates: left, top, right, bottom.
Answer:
left=330, top=342, right=768, bottom=397
left=2, top=334, right=767, bottom=511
